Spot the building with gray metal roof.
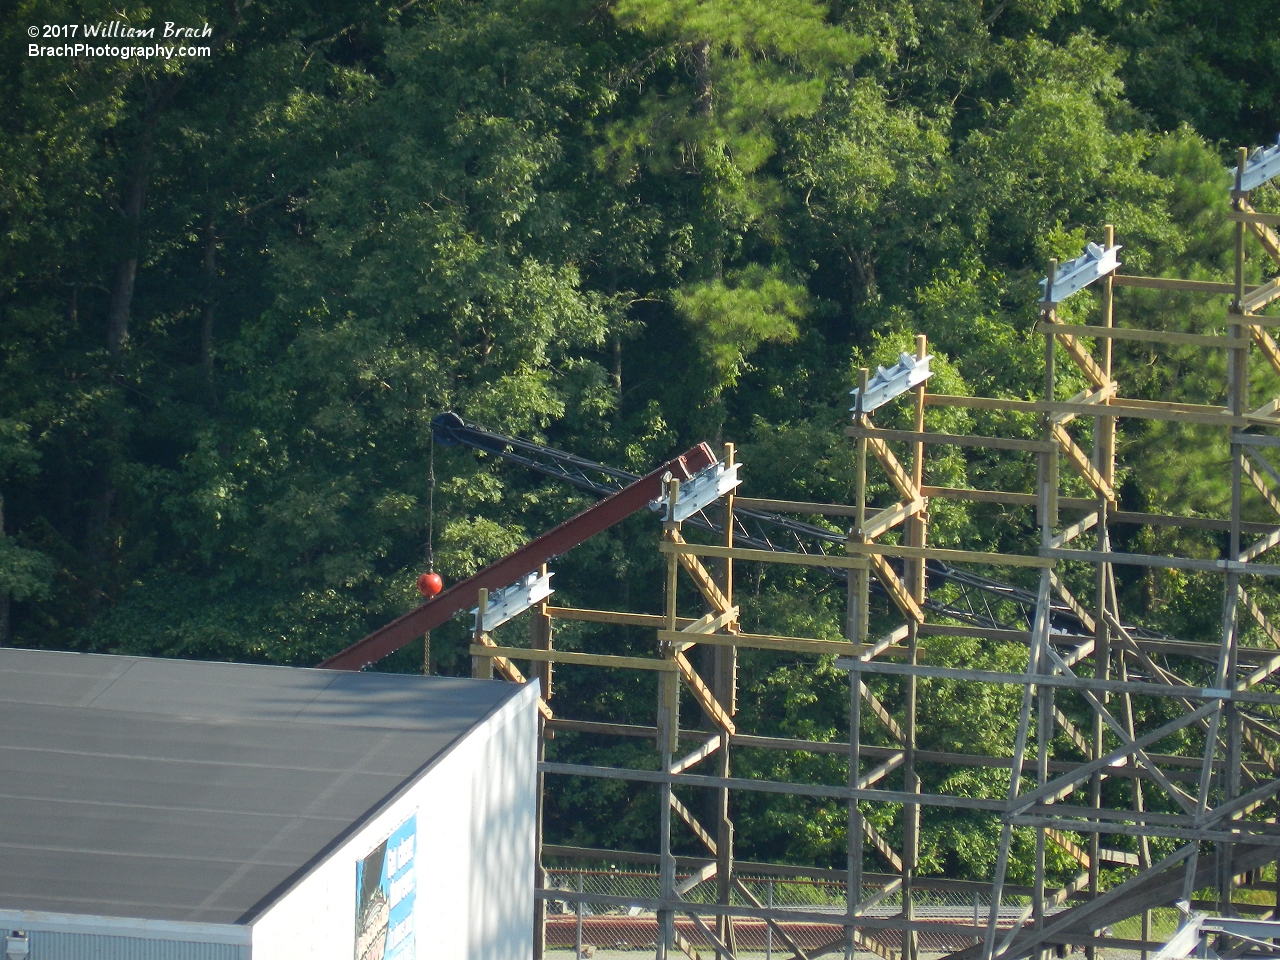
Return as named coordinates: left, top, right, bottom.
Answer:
left=0, top=648, right=539, bottom=959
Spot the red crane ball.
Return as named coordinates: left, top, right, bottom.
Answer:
left=417, top=571, right=444, bottom=598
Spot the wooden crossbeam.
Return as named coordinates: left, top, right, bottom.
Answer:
left=658, top=629, right=909, bottom=659
left=1052, top=423, right=1116, bottom=501
left=546, top=606, right=699, bottom=629
left=869, top=553, right=925, bottom=623
left=851, top=425, right=1055, bottom=454
left=1114, top=274, right=1241, bottom=294
left=675, top=651, right=736, bottom=735
left=848, top=541, right=1053, bottom=568
left=470, top=644, right=679, bottom=673
left=1038, top=321, right=1250, bottom=350
left=660, top=540, right=868, bottom=571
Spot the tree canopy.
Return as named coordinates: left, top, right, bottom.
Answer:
left=3, top=0, right=1279, bottom=876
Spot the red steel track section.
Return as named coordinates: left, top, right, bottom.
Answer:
left=319, top=442, right=718, bottom=671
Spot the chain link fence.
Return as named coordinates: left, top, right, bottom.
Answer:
left=542, top=868, right=1060, bottom=960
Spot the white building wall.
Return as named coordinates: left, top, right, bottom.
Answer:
left=250, top=681, right=538, bottom=960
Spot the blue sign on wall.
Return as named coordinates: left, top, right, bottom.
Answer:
left=354, top=814, right=416, bottom=960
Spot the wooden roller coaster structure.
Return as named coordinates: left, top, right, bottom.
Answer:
left=324, top=145, right=1280, bottom=960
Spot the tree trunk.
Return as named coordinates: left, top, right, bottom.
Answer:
left=612, top=335, right=623, bottom=398
left=692, top=40, right=713, bottom=118
left=106, top=128, right=154, bottom=355
left=200, top=219, right=218, bottom=369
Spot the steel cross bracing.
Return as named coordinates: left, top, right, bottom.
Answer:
left=431, top=412, right=1116, bottom=640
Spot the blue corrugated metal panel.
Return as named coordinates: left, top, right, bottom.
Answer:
left=28, top=930, right=247, bottom=960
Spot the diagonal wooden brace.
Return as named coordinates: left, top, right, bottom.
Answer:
left=474, top=633, right=554, bottom=719
left=675, top=651, right=736, bottom=735
left=866, top=433, right=923, bottom=502
left=861, top=498, right=927, bottom=541
left=1051, top=382, right=1118, bottom=426
left=1244, top=457, right=1280, bottom=518
left=1242, top=275, right=1280, bottom=314
left=858, top=679, right=907, bottom=744
left=1242, top=200, right=1280, bottom=267
left=671, top=531, right=733, bottom=614
left=1054, top=331, right=1108, bottom=388
left=1252, top=326, right=1280, bottom=378
left=680, top=607, right=739, bottom=636
left=863, top=818, right=904, bottom=872
left=869, top=553, right=924, bottom=623
left=670, top=791, right=718, bottom=855
left=732, top=878, right=814, bottom=960
left=1053, top=706, right=1092, bottom=757
left=1052, top=423, right=1115, bottom=501
left=1241, top=526, right=1280, bottom=563
left=1047, top=828, right=1091, bottom=869
left=1049, top=571, right=1097, bottom=635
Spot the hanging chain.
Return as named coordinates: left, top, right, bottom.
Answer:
left=426, top=432, right=436, bottom=572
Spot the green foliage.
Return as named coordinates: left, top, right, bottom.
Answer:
left=4, top=0, right=1280, bottom=882
left=673, top=265, right=805, bottom=392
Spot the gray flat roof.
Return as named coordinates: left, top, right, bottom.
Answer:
left=0, top=648, right=522, bottom=925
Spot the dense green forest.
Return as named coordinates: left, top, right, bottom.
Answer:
left=4, top=0, right=1280, bottom=877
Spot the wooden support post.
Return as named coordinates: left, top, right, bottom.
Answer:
left=1036, top=280, right=1058, bottom=960
left=532, top=567, right=553, bottom=702
left=847, top=648, right=864, bottom=959
left=983, top=571, right=1052, bottom=960
left=902, top=335, right=926, bottom=960
left=531, top=579, right=553, bottom=957
left=1035, top=653, right=1052, bottom=960
left=659, top=477, right=682, bottom=960
left=1088, top=229, right=1115, bottom=960
left=472, top=588, right=493, bottom=679
left=1223, top=151, right=1249, bottom=909
left=850, top=368, right=871, bottom=644
left=534, top=709, right=548, bottom=960
left=715, top=444, right=737, bottom=959
left=848, top=368, right=869, bottom=960
left=1044, top=271, right=1059, bottom=532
